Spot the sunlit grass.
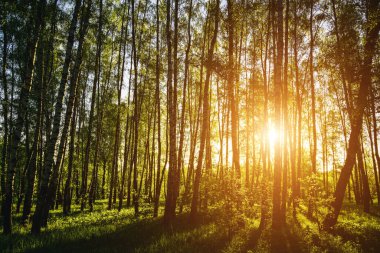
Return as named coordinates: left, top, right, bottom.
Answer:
left=1, top=201, right=380, bottom=252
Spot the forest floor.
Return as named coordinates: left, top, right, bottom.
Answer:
left=1, top=200, right=380, bottom=253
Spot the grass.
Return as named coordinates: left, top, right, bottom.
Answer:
left=1, top=201, right=380, bottom=252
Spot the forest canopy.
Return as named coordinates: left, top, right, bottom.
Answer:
left=0, top=0, right=380, bottom=252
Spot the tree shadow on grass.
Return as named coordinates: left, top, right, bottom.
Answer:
left=240, top=218, right=307, bottom=253
left=324, top=204, right=380, bottom=252
left=245, top=226, right=262, bottom=250
left=270, top=225, right=307, bottom=253
left=21, top=212, right=230, bottom=253
left=330, top=223, right=380, bottom=252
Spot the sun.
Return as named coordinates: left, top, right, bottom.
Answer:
left=268, top=126, right=279, bottom=145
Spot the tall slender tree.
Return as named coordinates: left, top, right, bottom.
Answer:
left=227, top=0, right=240, bottom=181
left=3, top=0, right=46, bottom=234
left=272, top=0, right=283, bottom=229
left=323, top=0, right=380, bottom=228
left=190, top=0, right=219, bottom=221
left=32, top=0, right=89, bottom=234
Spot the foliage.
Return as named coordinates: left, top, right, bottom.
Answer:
left=302, top=174, right=334, bottom=230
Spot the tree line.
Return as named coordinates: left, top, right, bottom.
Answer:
left=0, top=0, right=379, bottom=235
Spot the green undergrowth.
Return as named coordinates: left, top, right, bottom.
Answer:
left=1, top=201, right=380, bottom=252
